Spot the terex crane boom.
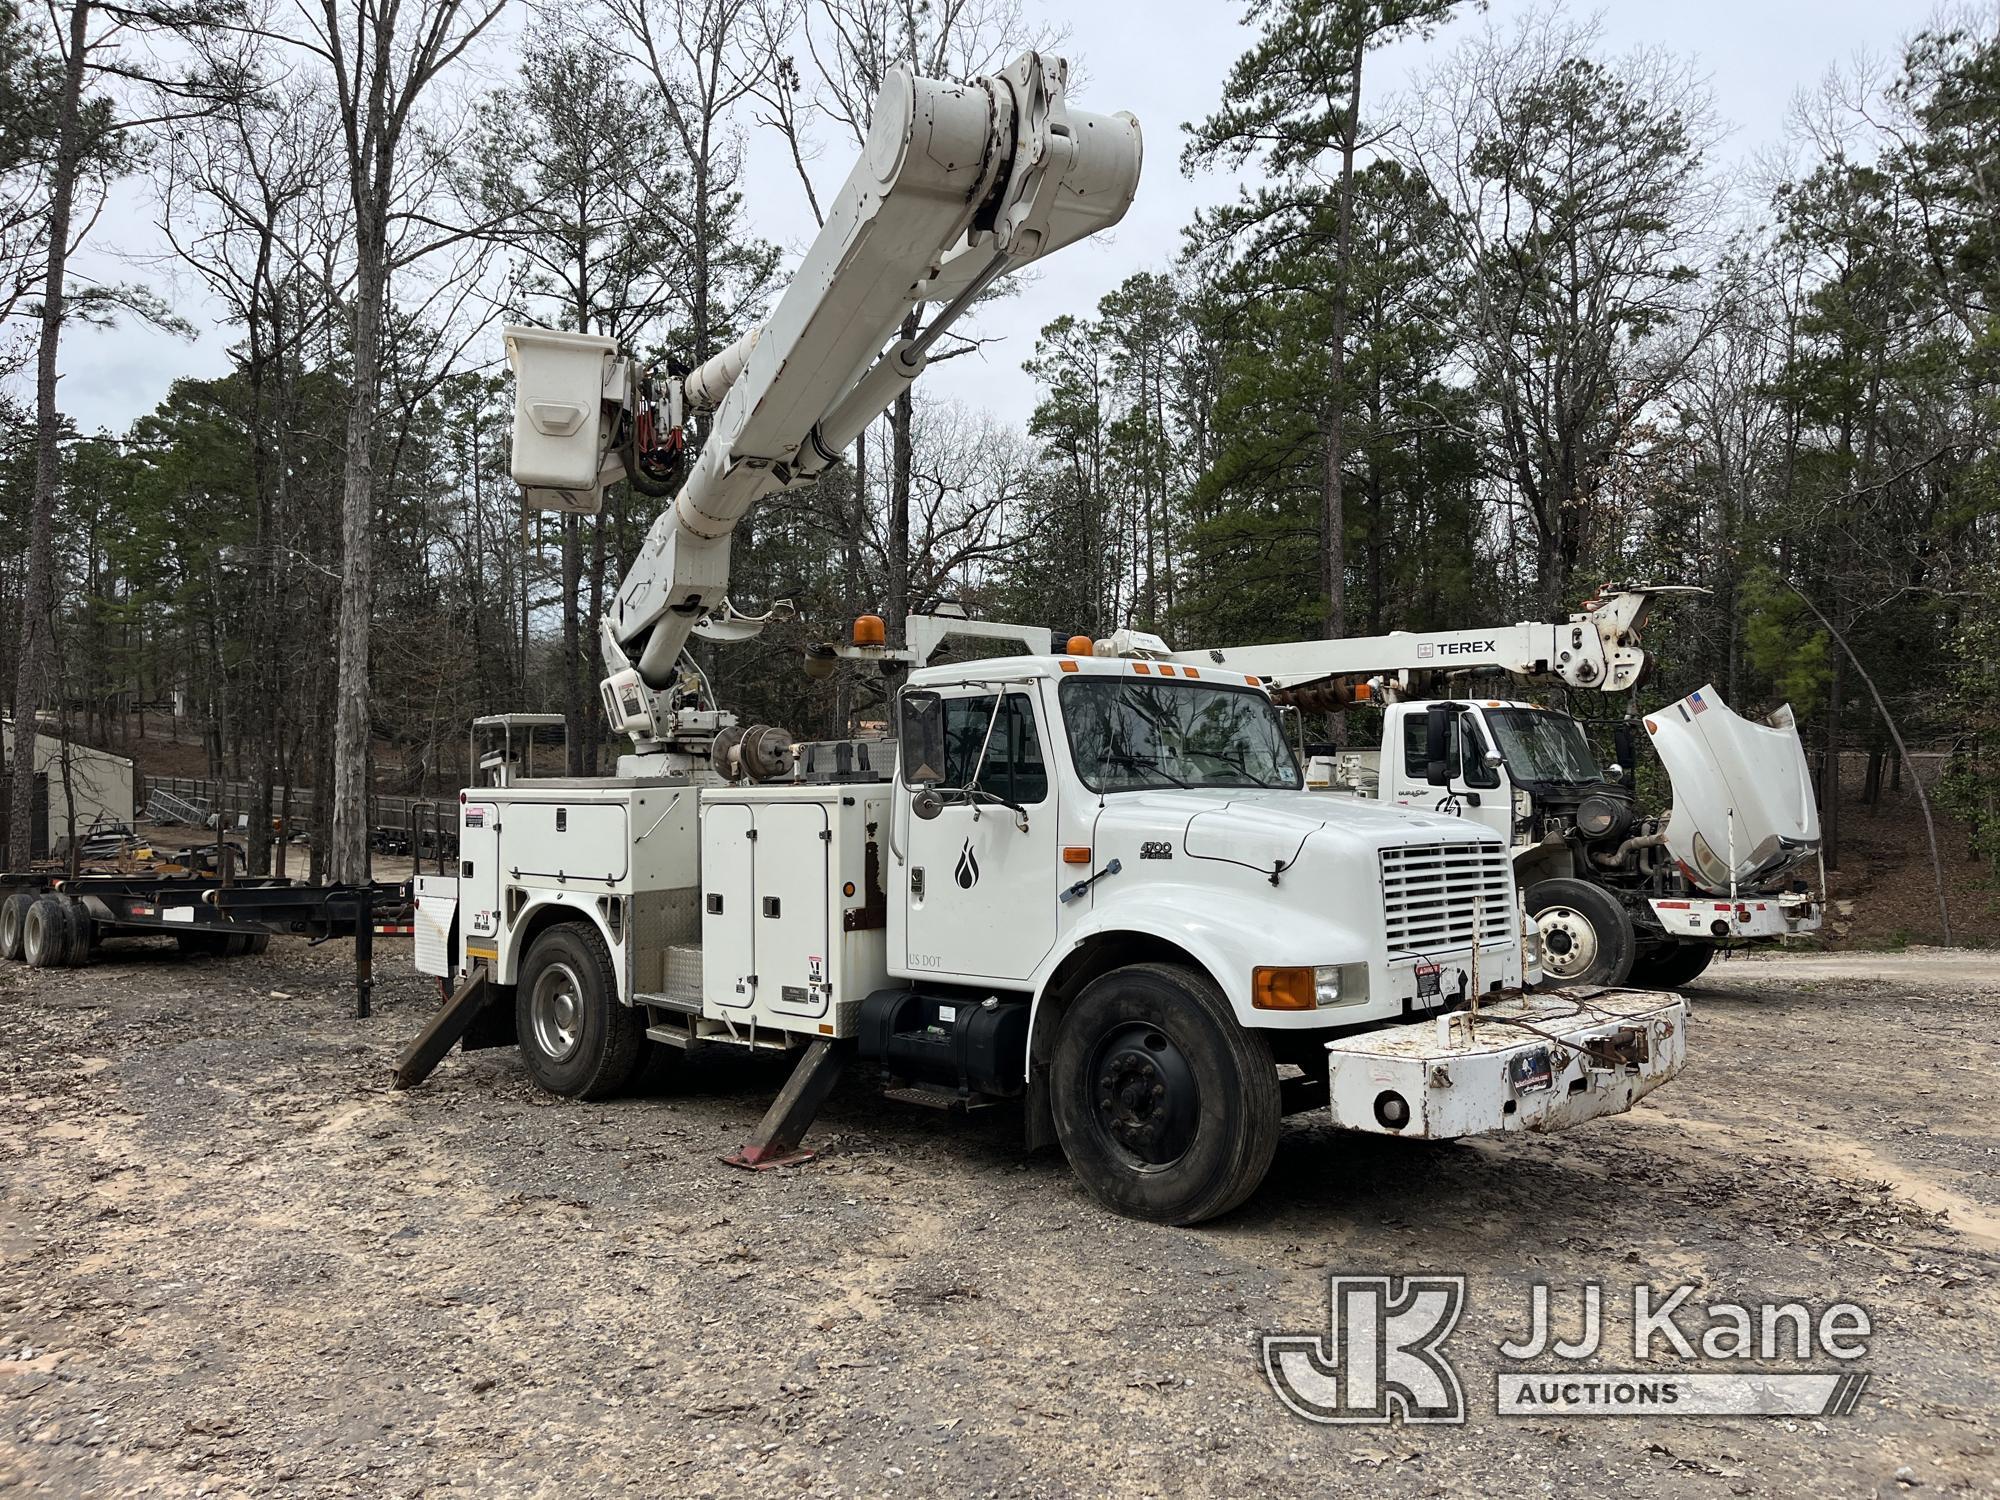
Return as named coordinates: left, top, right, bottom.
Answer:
left=505, top=51, right=1141, bottom=765
left=1095, top=587, right=1824, bottom=991
left=402, top=54, right=1687, bottom=1227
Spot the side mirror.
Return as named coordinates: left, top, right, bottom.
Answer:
left=1606, top=763, right=1626, bottom=782
left=899, top=689, right=947, bottom=786
left=911, top=786, right=944, bottom=821
left=1424, top=702, right=1453, bottom=787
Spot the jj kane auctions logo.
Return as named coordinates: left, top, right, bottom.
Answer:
left=1264, top=1276, right=1872, bottom=1424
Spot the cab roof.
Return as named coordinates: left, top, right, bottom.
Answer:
left=907, top=652, right=1271, bottom=693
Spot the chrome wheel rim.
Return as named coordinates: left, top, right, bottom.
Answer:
left=1537, top=906, right=1599, bottom=980
left=530, top=961, right=585, bottom=1062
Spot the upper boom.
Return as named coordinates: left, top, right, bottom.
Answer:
left=503, top=52, right=1141, bottom=756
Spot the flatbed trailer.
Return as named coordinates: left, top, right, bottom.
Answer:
left=0, top=871, right=413, bottom=1015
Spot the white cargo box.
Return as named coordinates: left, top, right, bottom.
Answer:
left=695, top=785, right=892, bottom=1038
left=505, top=324, right=622, bottom=508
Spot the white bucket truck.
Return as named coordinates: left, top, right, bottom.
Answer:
left=403, top=53, right=1685, bottom=1224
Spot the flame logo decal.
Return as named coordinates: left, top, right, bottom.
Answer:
left=954, top=838, right=981, bottom=889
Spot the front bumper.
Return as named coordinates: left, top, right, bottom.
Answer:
left=1648, top=895, right=1821, bottom=941
left=1325, top=987, right=1685, bottom=1139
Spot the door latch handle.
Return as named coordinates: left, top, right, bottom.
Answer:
left=911, top=866, right=925, bottom=898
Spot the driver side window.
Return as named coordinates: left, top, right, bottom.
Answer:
left=942, top=693, right=1048, bottom=804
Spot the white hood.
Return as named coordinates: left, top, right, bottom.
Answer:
left=1645, top=684, right=1820, bottom=895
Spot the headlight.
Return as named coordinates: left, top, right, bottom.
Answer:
left=1522, top=922, right=1544, bottom=968
left=1253, top=964, right=1369, bottom=1010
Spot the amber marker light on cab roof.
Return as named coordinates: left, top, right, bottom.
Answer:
left=1059, top=659, right=1079, bottom=673
left=1065, top=635, right=1093, bottom=655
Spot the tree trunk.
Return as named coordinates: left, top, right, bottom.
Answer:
left=1319, top=41, right=1363, bottom=643
left=329, top=231, right=386, bottom=885
left=8, top=0, right=89, bottom=867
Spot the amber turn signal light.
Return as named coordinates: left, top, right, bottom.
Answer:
left=1062, top=846, right=1092, bottom=864
left=1251, top=966, right=1317, bottom=1011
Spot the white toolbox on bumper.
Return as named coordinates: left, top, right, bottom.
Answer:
left=1326, top=988, right=1686, bottom=1138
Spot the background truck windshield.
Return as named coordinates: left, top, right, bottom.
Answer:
left=1061, top=677, right=1302, bottom=792
left=1486, top=708, right=1604, bottom=785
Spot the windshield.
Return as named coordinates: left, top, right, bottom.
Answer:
left=1486, top=708, right=1603, bottom=785
left=1061, top=676, right=1302, bottom=792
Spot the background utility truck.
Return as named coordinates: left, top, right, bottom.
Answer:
left=1141, top=590, right=1824, bottom=989
left=403, top=51, right=1685, bottom=1226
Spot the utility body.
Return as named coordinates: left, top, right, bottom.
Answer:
left=407, top=52, right=1685, bottom=1224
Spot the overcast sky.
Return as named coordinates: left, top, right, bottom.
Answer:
left=49, top=0, right=1927, bottom=441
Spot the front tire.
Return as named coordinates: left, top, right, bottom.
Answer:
left=1628, top=941, right=1714, bottom=989
left=1527, top=878, right=1636, bottom=986
left=1050, top=962, right=1280, bottom=1226
left=514, top=922, right=646, bottom=1100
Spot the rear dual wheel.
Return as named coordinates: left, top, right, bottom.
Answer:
left=23, top=896, right=89, bottom=969
left=0, top=891, right=34, bottom=960
left=1627, top=941, right=1715, bottom=989
left=515, top=922, right=649, bottom=1100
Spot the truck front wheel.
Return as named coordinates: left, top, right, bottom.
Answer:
left=1527, top=878, right=1636, bottom=986
left=1627, top=941, right=1714, bottom=989
left=1050, top=963, right=1280, bottom=1226
left=515, top=922, right=647, bottom=1100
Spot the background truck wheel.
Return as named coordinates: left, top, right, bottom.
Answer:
left=0, top=890, right=33, bottom=960
left=1527, top=878, right=1636, bottom=986
left=22, top=897, right=69, bottom=969
left=176, top=930, right=224, bottom=958
left=515, top=922, right=646, bottom=1100
left=1627, top=941, right=1715, bottom=989
left=1050, top=962, right=1280, bottom=1226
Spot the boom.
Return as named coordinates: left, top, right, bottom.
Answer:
left=503, top=52, right=1141, bottom=758
left=1101, top=588, right=1704, bottom=706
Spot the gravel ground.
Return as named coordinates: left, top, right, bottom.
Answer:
left=3, top=941, right=1997, bottom=1498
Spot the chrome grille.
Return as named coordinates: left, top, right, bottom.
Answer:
left=1379, top=841, right=1514, bottom=954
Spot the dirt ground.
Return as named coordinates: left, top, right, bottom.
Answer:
left=3, top=941, right=1997, bottom=1498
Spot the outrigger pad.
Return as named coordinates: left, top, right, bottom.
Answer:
left=392, top=966, right=492, bottom=1090
left=721, top=1038, right=851, bottom=1170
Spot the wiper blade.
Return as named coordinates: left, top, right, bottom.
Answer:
left=1105, top=750, right=1188, bottom=788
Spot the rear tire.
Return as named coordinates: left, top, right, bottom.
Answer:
left=57, top=896, right=92, bottom=967
left=22, top=897, right=67, bottom=969
left=1628, top=941, right=1715, bottom=989
left=514, top=922, right=646, bottom=1100
left=0, top=890, right=34, bottom=960
left=1050, top=962, right=1280, bottom=1225
left=1527, top=878, right=1636, bottom=986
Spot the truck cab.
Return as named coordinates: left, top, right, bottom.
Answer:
left=1309, top=692, right=1823, bottom=990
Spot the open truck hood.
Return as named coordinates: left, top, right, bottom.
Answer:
left=1644, top=684, right=1820, bottom=895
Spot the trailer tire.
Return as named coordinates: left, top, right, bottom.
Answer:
left=515, top=922, right=646, bottom=1100
left=1627, top=941, right=1714, bottom=990
left=1527, top=878, right=1636, bottom=986
left=243, top=931, right=270, bottom=955
left=22, top=897, right=68, bottom=969
left=57, top=896, right=92, bottom=967
left=0, top=890, right=33, bottom=960
left=1050, top=962, right=1280, bottom=1226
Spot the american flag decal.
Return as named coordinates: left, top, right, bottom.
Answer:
left=1689, top=690, right=1708, bottom=715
